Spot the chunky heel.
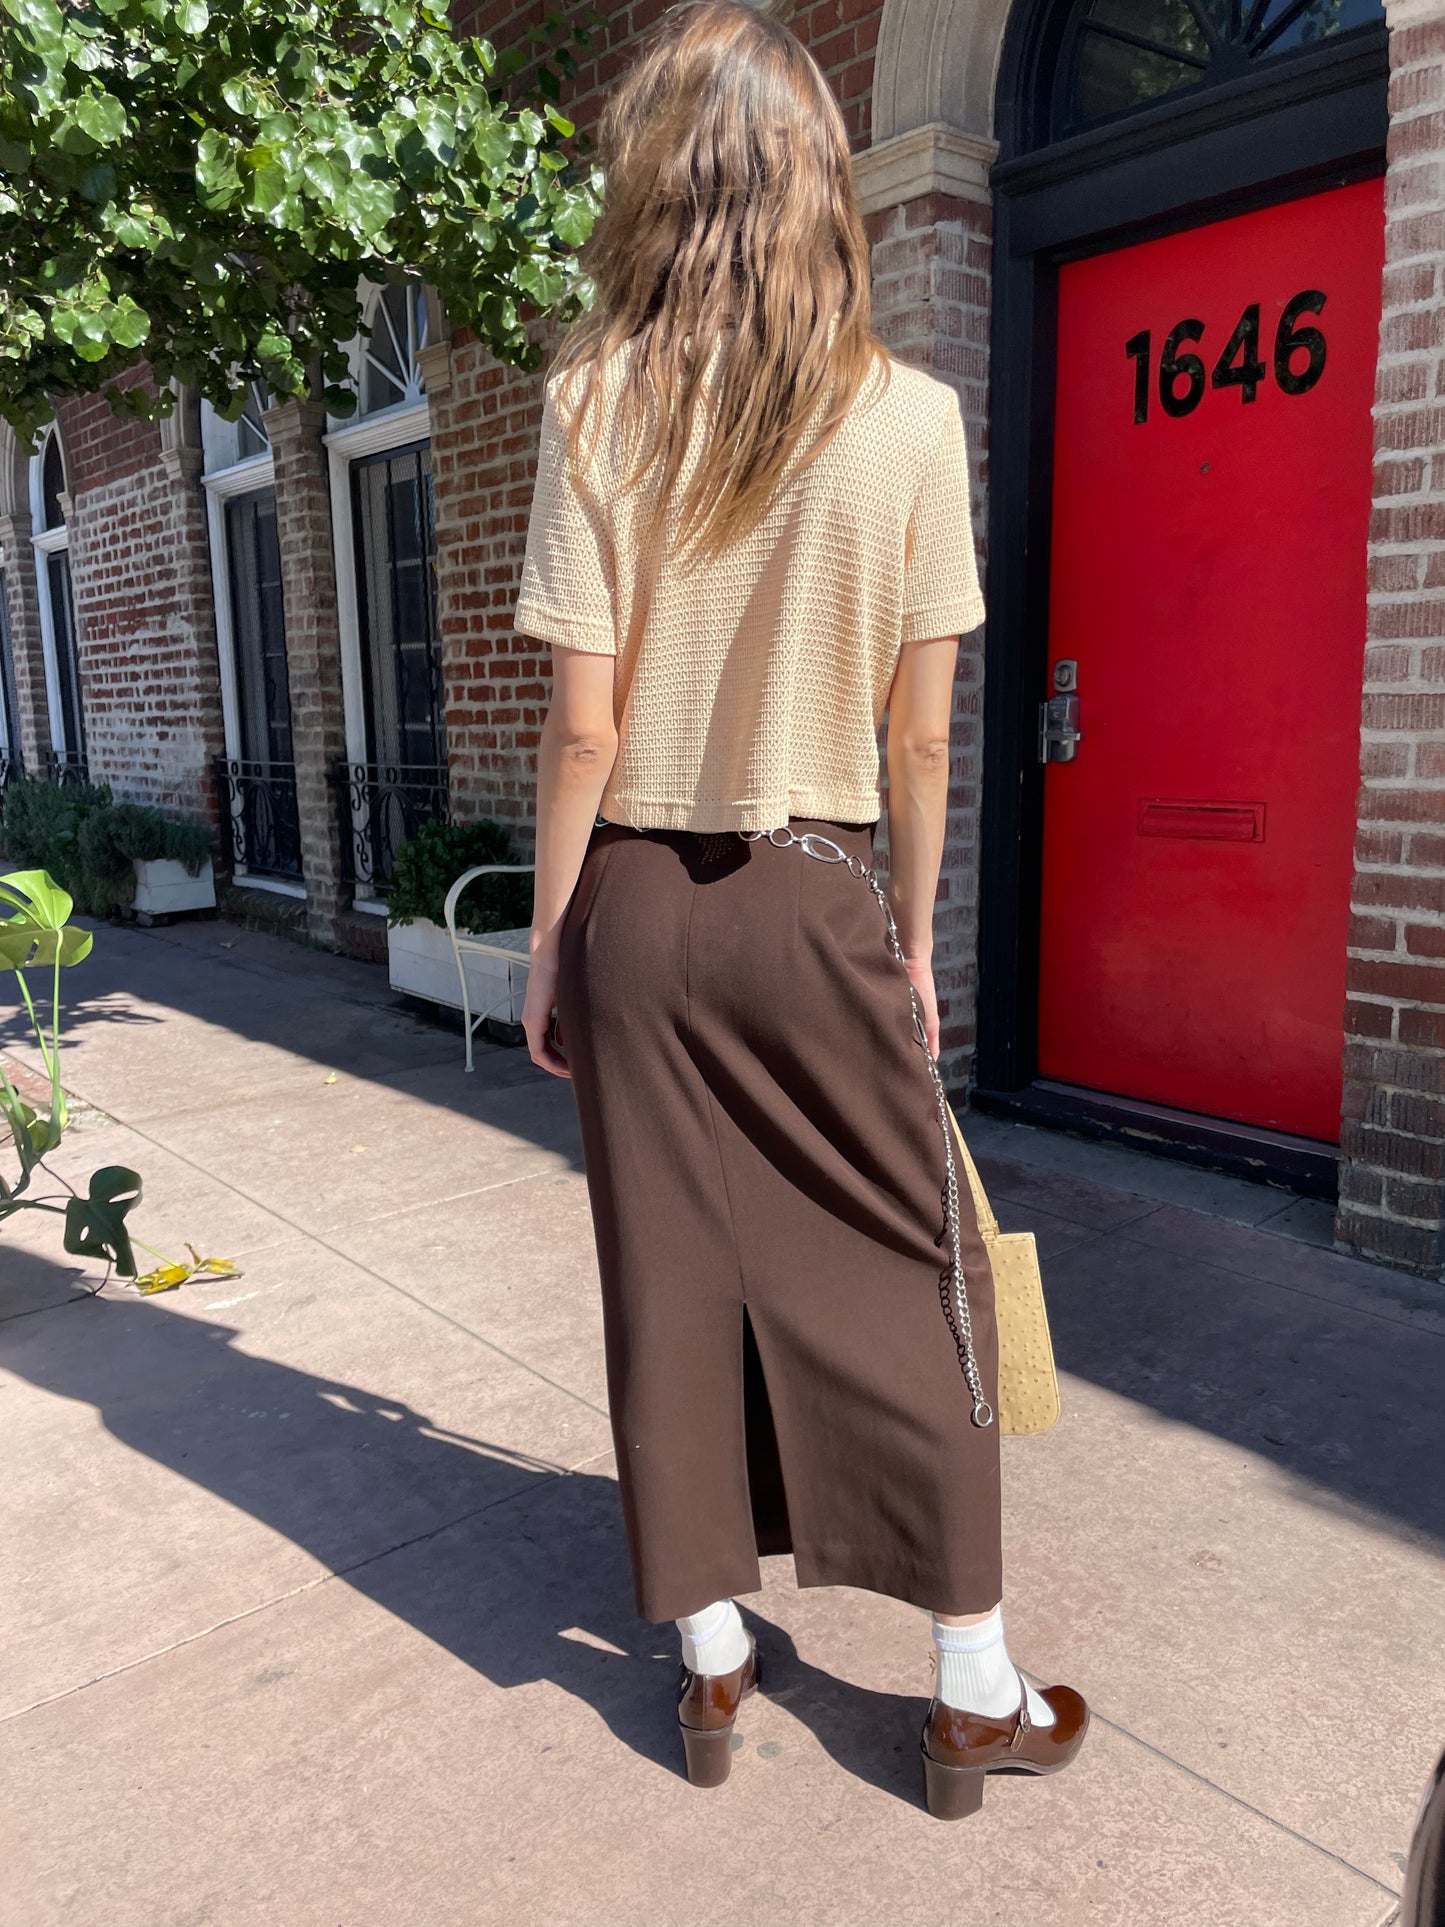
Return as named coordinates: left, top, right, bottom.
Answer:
left=921, top=1748, right=986, bottom=1820
left=680, top=1720, right=736, bottom=1788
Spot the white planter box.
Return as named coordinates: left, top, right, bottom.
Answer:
left=132, top=856, right=216, bottom=915
left=387, top=916, right=531, bottom=1020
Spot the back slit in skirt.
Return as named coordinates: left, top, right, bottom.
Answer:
left=555, top=815, right=1002, bottom=1622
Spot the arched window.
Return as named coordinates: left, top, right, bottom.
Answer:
left=1051, top=0, right=1384, bottom=137
left=29, top=427, right=86, bottom=777
left=40, top=434, right=66, bottom=531
left=358, top=281, right=428, bottom=418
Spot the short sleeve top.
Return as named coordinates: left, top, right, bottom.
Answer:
left=515, top=345, right=984, bottom=833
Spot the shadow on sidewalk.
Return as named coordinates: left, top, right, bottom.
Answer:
left=8, top=920, right=1445, bottom=1556
left=1, top=1255, right=930, bottom=1803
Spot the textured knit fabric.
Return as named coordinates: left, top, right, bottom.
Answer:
left=515, top=342, right=985, bottom=833
left=932, top=1608, right=1056, bottom=1726
left=556, top=815, right=1002, bottom=1621
left=676, top=1599, right=751, bottom=1676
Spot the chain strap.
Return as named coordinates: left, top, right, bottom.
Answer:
left=740, top=825, right=995, bottom=1428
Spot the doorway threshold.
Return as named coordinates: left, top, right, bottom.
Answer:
left=968, top=1079, right=1338, bottom=1200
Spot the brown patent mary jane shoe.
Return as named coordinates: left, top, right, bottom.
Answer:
left=920, top=1679, right=1089, bottom=1820
left=676, top=1636, right=762, bottom=1788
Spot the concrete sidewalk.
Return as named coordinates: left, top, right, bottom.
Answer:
left=2, top=919, right=1441, bottom=1927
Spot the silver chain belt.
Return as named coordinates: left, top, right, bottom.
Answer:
left=737, top=826, right=994, bottom=1428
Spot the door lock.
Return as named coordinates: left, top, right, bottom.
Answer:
left=1039, top=661, right=1083, bottom=764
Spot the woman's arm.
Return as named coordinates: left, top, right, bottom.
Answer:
left=884, top=631, right=960, bottom=1059
left=522, top=646, right=620, bottom=1077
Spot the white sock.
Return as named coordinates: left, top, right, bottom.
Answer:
left=931, top=1606, right=1055, bottom=1728
left=676, top=1598, right=751, bottom=1676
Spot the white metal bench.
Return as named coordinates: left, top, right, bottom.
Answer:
left=442, top=863, right=536, bottom=1073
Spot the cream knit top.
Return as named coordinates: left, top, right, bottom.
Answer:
left=515, top=341, right=984, bottom=833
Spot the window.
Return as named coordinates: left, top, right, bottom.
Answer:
left=359, top=282, right=428, bottom=418
left=353, top=442, right=443, bottom=772
left=341, top=441, right=447, bottom=888
left=326, top=280, right=447, bottom=899
left=0, top=574, right=19, bottom=782
left=202, top=389, right=303, bottom=883
left=201, top=380, right=271, bottom=475
left=1059, top=0, right=1384, bottom=133
left=30, top=429, right=86, bottom=777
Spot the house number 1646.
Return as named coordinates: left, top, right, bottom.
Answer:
left=1124, top=290, right=1328, bottom=424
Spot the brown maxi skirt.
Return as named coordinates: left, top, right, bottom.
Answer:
left=555, top=815, right=1002, bottom=1624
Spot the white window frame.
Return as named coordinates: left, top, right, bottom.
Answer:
left=0, top=553, right=15, bottom=762
left=200, top=426, right=306, bottom=898
left=321, top=281, right=435, bottom=909
left=29, top=429, right=74, bottom=757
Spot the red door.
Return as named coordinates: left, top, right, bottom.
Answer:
left=1037, top=179, right=1384, bottom=1144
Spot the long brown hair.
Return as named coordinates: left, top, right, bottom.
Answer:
left=552, top=0, right=887, bottom=562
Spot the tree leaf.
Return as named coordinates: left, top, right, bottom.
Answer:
left=73, top=91, right=127, bottom=147
left=0, top=0, right=599, bottom=439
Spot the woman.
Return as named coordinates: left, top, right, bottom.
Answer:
left=516, top=0, right=1087, bottom=1818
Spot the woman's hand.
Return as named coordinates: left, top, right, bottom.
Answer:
left=903, top=953, right=941, bottom=1060
left=523, top=942, right=571, bottom=1078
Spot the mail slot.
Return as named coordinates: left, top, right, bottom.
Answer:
left=1137, top=800, right=1266, bottom=843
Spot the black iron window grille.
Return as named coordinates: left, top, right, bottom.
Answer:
left=0, top=745, right=21, bottom=789
left=41, top=746, right=90, bottom=787
left=214, top=758, right=303, bottom=881
left=333, top=760, right=449, bottom=893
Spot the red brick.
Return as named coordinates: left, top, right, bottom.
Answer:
left=1350, top=912, right=1399, bottom=950
left=1360, top=741, right=1411, bottom=780
left=1337, top=1207, right=1443, bottom=1271
left=1345, top=997, right=1395, bottom=1040
left=1391, top=1089, right=1445, bottom=1137
left=1361, top=692, right=1445, bottom=731
left=1364, top=643, right=1414, bottom=682
left=1356, top=826, right=1407, bottom=865
left=1370, top=601, right=1445, bottom=641
left=1355, top=870, right=1445, bottom=914
left=1400, top=1005, right=1445, bottom=1047
left=1348, top=956, right=1445, bottom=1001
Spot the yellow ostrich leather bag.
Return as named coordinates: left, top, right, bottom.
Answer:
left=948, top=1107, right=1061, bottom=1436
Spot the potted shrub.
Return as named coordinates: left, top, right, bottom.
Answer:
left=1, top=781, right=215, bottom=919
left=0, top=775, right=113, bottom=903
left=386, top=818, right=534, bottom=1018
left=77, top=802, right=215, bottom=917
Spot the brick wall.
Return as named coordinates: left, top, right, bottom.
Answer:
left=58, top=382, right=161, bottom=497
left=63, top=442, right=224, bottom=818
left=457, top=0, right=886, bottom=150
left=427, top=336, right=551, bottom=846
left=1337, top=13, right=1445, bottom=1272
left=869, top=192, right=994, bottom=1085
left=263, top=400, right=350, bottom=939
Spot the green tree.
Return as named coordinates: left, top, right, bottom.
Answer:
left=0, top=0, right=601, bottom=440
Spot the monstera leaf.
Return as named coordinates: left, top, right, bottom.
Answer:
left=0, top=871, right=94, bottom=970
left=63, top=1167, right=143, bottom=1277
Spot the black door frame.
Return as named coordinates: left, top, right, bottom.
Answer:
left=973, top=20, right=1389, bottom=1194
